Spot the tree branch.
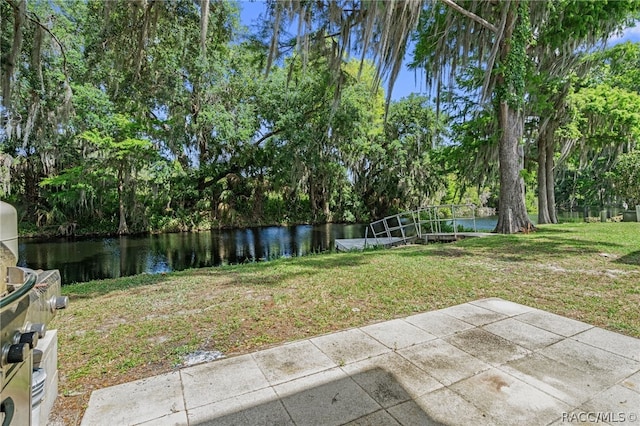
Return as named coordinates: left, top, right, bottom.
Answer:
left=23, top=9, right=69, bottom=74
left=439, top=0, right=498, bottom=33
left=252, top=128, right=284, bottom=147
left=200, top=0, right=209, bottom=57
left=253, top=104, right=325, bottom=147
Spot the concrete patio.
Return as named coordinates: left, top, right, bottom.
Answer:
left=80, top=298, right=640, bottom=425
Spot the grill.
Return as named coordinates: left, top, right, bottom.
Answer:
left=1, top=201, right=67, bottom=425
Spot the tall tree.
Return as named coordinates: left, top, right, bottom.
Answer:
left=526, top=18, right=639, bottom=224
left=414, top=0, right=638, bottom=232
left=356, top=94, right=446, bottom=217
left=269, top=0, right=639, bottom=232
left=78, top=114, right=158, bottom=234
left=1, top=0, right=76, bottom=214
left=610, top=151, right=640, bottom=208
left=552, top=42, right=640, bottom=213
left=554, top=83, right=640, bottom=210
left=257, top=56, right=383, bottom=222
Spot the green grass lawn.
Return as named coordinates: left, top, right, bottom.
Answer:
left=50, top=222, right=640, bottom=424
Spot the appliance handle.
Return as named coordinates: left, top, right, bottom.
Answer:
left=0, top=397, right=15, bottom=426
left=0, top=270, right=37, bottom=308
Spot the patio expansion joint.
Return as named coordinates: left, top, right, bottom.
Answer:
left=409, top=368, right=504, bottom=424
left=568, top=337, right=640, bottom=363
left=393, top=337, right=492, bottom=389
left=177, top=369, right=189, bottom=425
left=492, top=358, right=592, bottom=411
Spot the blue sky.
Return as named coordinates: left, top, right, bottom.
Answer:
left=238, top=1, right=640, bottom=101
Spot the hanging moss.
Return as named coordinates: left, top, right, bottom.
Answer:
left=496, top=2, right=532, bottom=109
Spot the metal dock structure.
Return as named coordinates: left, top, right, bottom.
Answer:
left=335, top=204, right=494, bottom=251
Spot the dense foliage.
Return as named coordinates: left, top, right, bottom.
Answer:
left=1, top=0, right=639, bottom=236
left=1, top=0, right=447, bottom=235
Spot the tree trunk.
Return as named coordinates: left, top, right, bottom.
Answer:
left=537, top=134, right=552, bottom=224
left=308, top=174, right=318, bottom=222
left=252, top=174, right=264, bottom=221
left=494, top=101, right=535, bottom=233
left=2, top=0, right=25, bottom=110
left=537, top=119, right=559, bottom=224
left=545, top=135, right=558, bottom=223
left=117, top=168, right=129, bottom=235
left=493, top=2, right=534, bottom=234
left=200, top=0, right=210, bottom=56
left=322, top=176, right=330, bottom=220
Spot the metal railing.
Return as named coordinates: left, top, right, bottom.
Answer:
left=364, top=204, right=478, bottom=248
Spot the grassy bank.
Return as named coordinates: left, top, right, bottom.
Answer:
left=49, top=222, right=640, bottom=424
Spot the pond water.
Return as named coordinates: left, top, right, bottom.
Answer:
left=18, top=213, right=557, bottom=285
left=18, top=223, right=368, bottom=284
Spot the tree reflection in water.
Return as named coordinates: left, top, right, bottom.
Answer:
left=18, top=224, right=367, bottom=284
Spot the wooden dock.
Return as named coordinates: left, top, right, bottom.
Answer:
left=335, top=237, right=405, bottom=251
left=335, top=205, right=496, bottom=252
left=335, top=232, right=494, bottom=252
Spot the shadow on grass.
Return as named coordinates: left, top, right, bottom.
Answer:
left=531, top=226, right=579, bottom=233
left=63, top=272, right=172, bottom=298
left=169, top=251, right=374, bottom=287
left=64, top=249, right=376, bottom=299
left=395, top=232, right=626, bottom=263
left=615, top=251, right=640, bottom=266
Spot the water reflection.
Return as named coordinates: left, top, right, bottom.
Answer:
left=17, top=214, right=564, bottom=284
left=18, top=224, right=367, bottom=284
